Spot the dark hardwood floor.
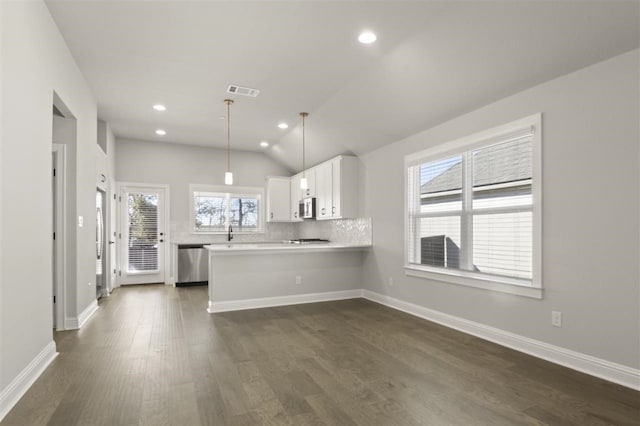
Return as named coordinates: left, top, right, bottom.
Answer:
left=2, top=284, right=639, bottom=425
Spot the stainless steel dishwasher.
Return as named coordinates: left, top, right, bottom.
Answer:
left=177, top=244, right=208, bottom=286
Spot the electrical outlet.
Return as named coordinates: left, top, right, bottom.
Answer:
left=551, top=311, right=562, bottom=327
left=78, top=215, right=84, bottom=227
left=295, top=275, right=302, bottom=285
left=388, top=277, right=394, bottom=286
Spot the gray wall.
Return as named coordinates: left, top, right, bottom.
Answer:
left=1, top=0, right=99, bottom=393
left=114, top=139, right=290, bottom=238
left=360, top=49, right=639, bottom=369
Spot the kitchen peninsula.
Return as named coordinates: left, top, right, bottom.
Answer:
left=205, top=241, right=370, bottom=313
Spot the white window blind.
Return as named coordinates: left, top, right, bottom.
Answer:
left=406, top=115, right=541, bottom=293
left=127, top=193, right=159, bottom=272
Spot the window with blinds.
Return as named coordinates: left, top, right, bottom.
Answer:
left=405, top=114, right=541, bottom=295
left=191, top=185, right=263, bottom=233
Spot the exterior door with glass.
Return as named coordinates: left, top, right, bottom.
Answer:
left=119, top=185, right=167, bottom=285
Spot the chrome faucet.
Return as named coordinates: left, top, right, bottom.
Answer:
left=227, top=224, right=233, bottom=242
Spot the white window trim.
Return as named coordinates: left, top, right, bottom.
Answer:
left=404, top=113, right=542, bottom=299
left=189, top=184, right=265, bottom=234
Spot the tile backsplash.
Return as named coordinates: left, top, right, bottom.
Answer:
left=171, top=217, right=372, bottom=245
left=298, top=217, right=372, bottom=246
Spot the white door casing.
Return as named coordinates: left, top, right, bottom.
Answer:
left=52, top=144, right=67, bottom=330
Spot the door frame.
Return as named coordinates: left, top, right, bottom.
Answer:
left=96, top=188, right=108, bottom=298
left=109, top=185, right=119, bottom=291
left=52, top=144, right=67, bottom=330
left=117, top=182, right=170, bottom=286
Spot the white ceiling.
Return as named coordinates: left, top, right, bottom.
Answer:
left=46, top=1, right=639, bottom=172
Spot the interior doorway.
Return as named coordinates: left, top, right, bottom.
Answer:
left=52, top=93, right=75, bottom=331
left=52, top=144, right=66, bottom=330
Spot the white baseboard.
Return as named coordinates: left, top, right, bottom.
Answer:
left=0, top=341, right=58, bottom=422
left=208, top=289, right=363, bottom=313
left=64, top=300, right=99, bottom=330
left=362, top=290, right=640, bottom=391
left=78, top=300, right=99, bottom=328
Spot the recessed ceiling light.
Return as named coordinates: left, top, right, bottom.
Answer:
left=358, top=31, right=377, bottom=44
left=153, top=104, right=166, bottom=111
left=155, top=129, right=166, bottom=136
left=278, top=122, right=289, bottom=129
left=260, top=141, right=269, bottom=148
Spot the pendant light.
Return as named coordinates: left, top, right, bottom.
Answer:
left=224, top=99, right=234, bottom=185
left=299, top=112, right=309, bottom=190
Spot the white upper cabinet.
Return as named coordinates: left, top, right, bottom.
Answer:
left=315, top=162, right=333, bottom=219
left=316, top=155, right=358, bottom=220
left=290, top=173, right=303, bottom=222
left=301, top=168, right=316, bottom=199
left=268, top=156, right=358, bottom=222
left=265, top=177, right=291, bottom=222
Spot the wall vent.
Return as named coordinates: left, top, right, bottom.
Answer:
left=227, top=85, right=260, bottom=97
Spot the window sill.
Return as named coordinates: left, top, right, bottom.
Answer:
left=404, top=265, right=542, bottom=299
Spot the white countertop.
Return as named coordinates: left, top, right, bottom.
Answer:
left=205, top=241, right=371, bottom=255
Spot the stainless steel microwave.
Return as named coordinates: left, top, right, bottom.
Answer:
left=300, top=197, right=316, bottom=219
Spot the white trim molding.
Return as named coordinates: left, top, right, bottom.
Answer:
left=405, top=267, right=543, bottom=299
left=208, top=289, right=362, bottom=313
left=362, top=290, right=640, bottom=391
left=0, top=341, right=58, bottom=422
left=78, top=300, right=99, bottom=329
left=64, top=300, right=99, bottom=330
left=52, top=144, right=68, bottom=331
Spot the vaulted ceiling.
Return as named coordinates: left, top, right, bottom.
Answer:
left=46, top=1, right=639, bottom=172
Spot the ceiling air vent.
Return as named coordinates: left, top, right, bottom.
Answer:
left=227, top=85, right=260, bottom=97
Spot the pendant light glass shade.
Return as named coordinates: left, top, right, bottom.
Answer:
left=299, top=112, right=309, bottom=190
left=224, top=99, right=234, bottom=185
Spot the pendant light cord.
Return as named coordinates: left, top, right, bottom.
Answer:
left=300, top=112, right=308, bottom=177
left=225, top=99, right=234, bottom=172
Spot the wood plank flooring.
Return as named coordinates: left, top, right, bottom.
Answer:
left=2, top=284, right=639, bottom=425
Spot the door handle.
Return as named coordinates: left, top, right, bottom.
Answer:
left=108, top=241, right=115, bottom=245
left=159, top=239, right=164, bottom=243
